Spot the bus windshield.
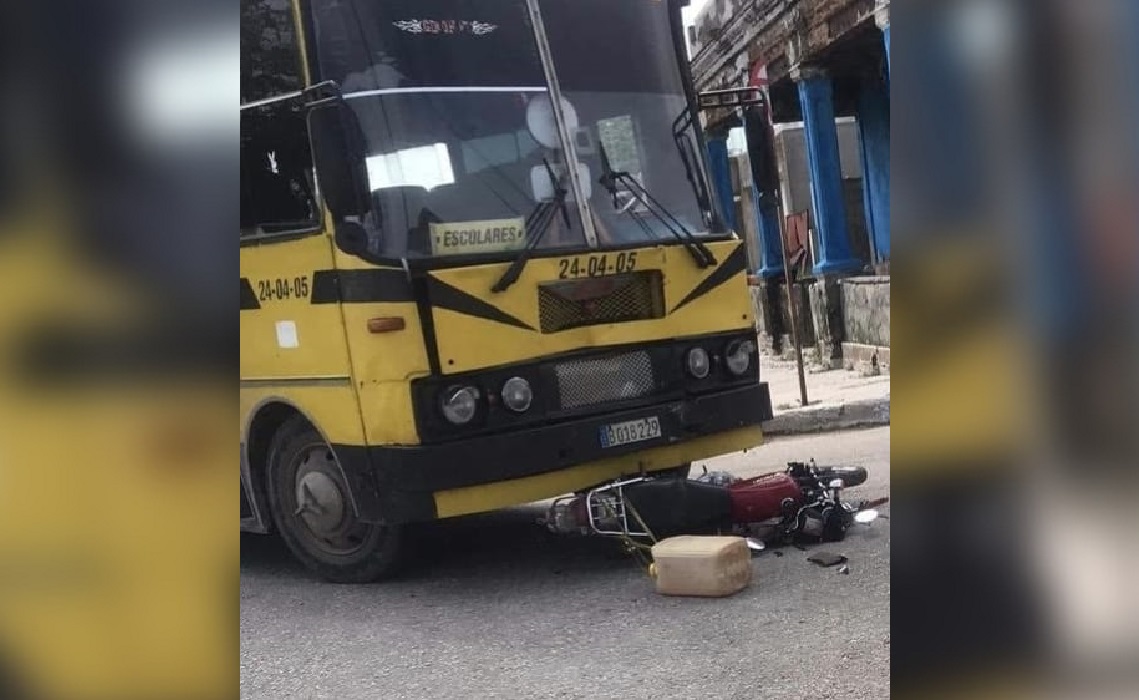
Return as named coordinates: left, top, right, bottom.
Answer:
left=310, top=0, right=720, bottom=262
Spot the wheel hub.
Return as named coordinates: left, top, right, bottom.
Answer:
left=295, top=470, right=346, bottom=535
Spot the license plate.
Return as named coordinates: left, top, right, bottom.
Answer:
left=599, top=416, right=662, bottom=448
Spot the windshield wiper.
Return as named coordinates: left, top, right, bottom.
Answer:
left=597, top=143, right=717, bottom=268
left=671, top=109, right=723, bottom=234
left=491, top=159, right=571, bottom=293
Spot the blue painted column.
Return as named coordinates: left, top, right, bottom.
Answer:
left=875, top=2, right=891, bottom=74
left=882, top=24, right=891, bottom=73
left=794, top=67, right=861, bottom=275
left=755, top=189, right=784, bottom=276
left=858, top=73, right=890, bottom=263
left=742, top=105, right=787, bottom=277
left=705, top=133, right=738, bottom=232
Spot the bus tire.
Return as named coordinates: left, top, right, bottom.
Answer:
left=266, top=417, right=403, bottom=583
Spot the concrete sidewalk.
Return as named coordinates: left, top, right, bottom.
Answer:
left=760, top=353, right=890, bottom=436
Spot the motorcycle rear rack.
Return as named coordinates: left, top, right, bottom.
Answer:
left=581, top=477, right=654, bottom=539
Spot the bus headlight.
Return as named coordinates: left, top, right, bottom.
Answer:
left=441, top=386, right=480, bottom=425
left=686, top=347, right=711, bottom=379
left=501, top=377, right=533, bottom=413
left=725, top=339, right=756, bottom=376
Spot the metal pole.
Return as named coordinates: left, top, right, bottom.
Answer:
left=523, top=0, right=598, bottom=248
left=738, top=96, right=810, bottom=407
left=775, top=203, right=810, bottom=407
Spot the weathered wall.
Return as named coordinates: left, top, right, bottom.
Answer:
left=690, top=0, right=880, bottom=91
left=775, top=120, right=862, bottom=220
left=750, top=281, right=815, bottom=357
left=755, top=276, right=889, bottom=374
left=840, top=276, right=890, bottom=347
left=778, top=281, right=816, bottom=355
left=843, top=178, right=871, bottom=264
left=771, top=121, right=870, bottom=270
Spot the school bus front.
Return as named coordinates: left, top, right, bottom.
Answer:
left=239, top=0, right=772, bottom=582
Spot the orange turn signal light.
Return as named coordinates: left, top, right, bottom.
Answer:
left=367, top=317, right=406, bottom=333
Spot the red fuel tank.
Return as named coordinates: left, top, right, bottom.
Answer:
left=727, top=473, right=804, bottom=524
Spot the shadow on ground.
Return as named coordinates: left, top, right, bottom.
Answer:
left=240, top=505, right=644, bottom=586
left=241, top=498, right=889, bottom=592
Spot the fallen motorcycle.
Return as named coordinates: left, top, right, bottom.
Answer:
left=545, top=460, right=888, bottom=545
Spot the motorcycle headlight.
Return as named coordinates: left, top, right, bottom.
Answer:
left=501, top=376, right=533, bottom=413
left=686, top=347, right=711, bottom=379
left=441, top=385, right=480, bottom=425
left=725, top=339, right=756, bottom=376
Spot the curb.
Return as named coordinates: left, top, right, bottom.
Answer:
left=762, top=397, right=890, bottom=436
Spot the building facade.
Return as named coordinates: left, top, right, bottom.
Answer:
left=689, top=0, right=890, bottom=370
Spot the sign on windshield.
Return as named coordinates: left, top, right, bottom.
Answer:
left=429, top=217, right=528, bottom=256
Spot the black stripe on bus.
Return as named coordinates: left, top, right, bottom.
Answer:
left=252, top=267, right=531, bottom=334
left=310, top=269, right=415, bottom=304
left=670, top=243, right=748, bottom=313
left=410, top=273, right=443, bottom=376
left=240, top=279, right=260, bottom=310
left=426, top=276, right=535, bottom=332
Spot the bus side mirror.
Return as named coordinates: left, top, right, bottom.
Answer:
left=307, top=97, right=372, bottom=224
left=333, top=220, right=370, bottom=258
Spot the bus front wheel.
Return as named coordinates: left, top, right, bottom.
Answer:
left=266, top=418, right=403, bottom=583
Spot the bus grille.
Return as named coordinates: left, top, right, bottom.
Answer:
left=554, top=351, right=655, bottom=410
left=538, top=271, right=664, bottom=334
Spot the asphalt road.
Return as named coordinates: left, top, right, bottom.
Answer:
left=241, top=426, right=890, bottom=700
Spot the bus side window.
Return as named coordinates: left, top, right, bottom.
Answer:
left=241, top=103, right=319, bottom=236
left=240, top=0, right=319, bottom=239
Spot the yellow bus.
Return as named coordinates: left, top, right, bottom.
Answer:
left=240, top=0, right=772, bottom=582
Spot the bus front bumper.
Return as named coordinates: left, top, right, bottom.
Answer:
left=335, top=382, right=773, bottom=524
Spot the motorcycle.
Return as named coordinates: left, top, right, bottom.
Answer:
left=545, top=460, right=888, bottom=546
